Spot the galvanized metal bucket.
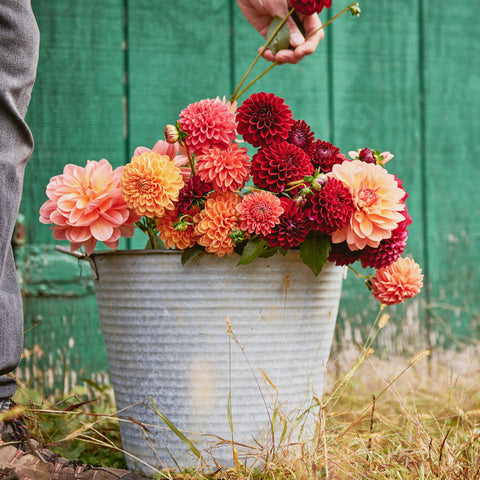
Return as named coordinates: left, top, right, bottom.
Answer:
left=89, top=249, right=344, bottom=475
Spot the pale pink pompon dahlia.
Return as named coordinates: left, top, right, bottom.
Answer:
left=330, top=160, right=406, bottom=250
left=370, top=257, right=424, bottom=305
left=39, top=159, right=139, bottom=255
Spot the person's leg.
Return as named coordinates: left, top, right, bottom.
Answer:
left=0, top=0, right=40, bottom=405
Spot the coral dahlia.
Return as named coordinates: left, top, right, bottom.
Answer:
left=121, top=152, right=184, bottom=218
left=236, top=92, right=294, bottom=148
left=310, top=139, right=346, bottom=173
left=196, top=143, right=251, bottom=192
left=289, top=0, right=332, bottom=16
left=194, top=191, right=242, bottom=256
left=330, top=160, right=406, bottom=250
left=263, top=197, right=310, bottom=249
left=370, top=257, right=423, bottom=305
left=237, top=190, right=284, bottom=236
left=39, top=159, right=138, bottom=255
left=251, top=141, right=314, bottom=193
left=307, top=177, right=354, bottom=234
left=179, top=98, right=237, bottom=155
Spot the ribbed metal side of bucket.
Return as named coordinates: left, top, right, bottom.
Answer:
left=91, top=250, right=344, bottom=474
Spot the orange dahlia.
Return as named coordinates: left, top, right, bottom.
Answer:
left=330, top=160, right=406, bottom=250
left=196, top=143, right=251, bottom=192
left=156, top=207, right=200, bottom=250
left=194, top=191, right=242, bottom=256
left=121, top=151, right=184, bottom=218
left=370, top=257, right=423, bottom=305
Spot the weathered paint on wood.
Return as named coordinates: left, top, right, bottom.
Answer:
left=15, top=0, right=479, bottom=393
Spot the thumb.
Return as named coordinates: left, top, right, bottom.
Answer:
left=285, top=16, right=305, bottom=47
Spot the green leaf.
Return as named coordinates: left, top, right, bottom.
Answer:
left=145, top=236, right=166, bottom=250
left=300, top=234, right=331, bottom=276
left=259, top=246, right=278, bottom=258
left=181, top=245, right=204, bottom=265
left=237, top=238, right=267, bottom=265
left=149, top=397, right=203, bottom=461
left=267, top=16, right=290, bottom=54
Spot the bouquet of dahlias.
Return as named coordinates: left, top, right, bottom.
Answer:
left=39, top=1, right=423, bottom=306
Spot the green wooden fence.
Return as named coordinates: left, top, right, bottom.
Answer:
left=15, top=0, right=479, bottom=394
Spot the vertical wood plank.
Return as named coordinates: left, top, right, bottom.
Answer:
left=422, top=0, right=480, bottom=345
left=18, top=1, right=125, bottom=393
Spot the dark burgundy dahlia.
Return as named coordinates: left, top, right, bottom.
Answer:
left=311, top=139, right=346, bottom=173
left=358, top=148, right=377, bottom=164
left=287, top=120, right=315, bottom=154
left=251, top=141, right=314, bottom=193
left=236, top=92, right=294, bottom=148
left=263, top=197, right=310, bottom=249
left=328, top=241, right=362, bottom=266
left=289, top=0, right=332, bottom=16
left=360, top=226, right=409, bottom=269
left=307, top=178, right=353, bottom=234
left=176, top=175, right=212, bottom=213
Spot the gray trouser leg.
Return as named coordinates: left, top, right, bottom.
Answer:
left=0, top=0, right=39, bottom=400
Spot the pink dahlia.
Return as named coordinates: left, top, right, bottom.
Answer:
left=236, top=92, right=294, bottom=148
left=287, top=120, right=315, bottom=154
left=330, top=160, right=406, bottom=250
left=179, top=98, right=237, bottom=155
left=176, top=175, right=212, bottom=213
left=196, top=143, right=251, bottom=192
left=370, top=257, right=423, bottom=305
left=237, top=190, right=284, bottom=236
left=360, top=226, right=408, bottom=269
left=289, top=0, right=332, bottom=15
left=251, top=141, right=314, bottom=193
left=263, top=197, right=310, bottom=249
left=39, top=159, right=139, bottom=255
left=307, top=177, right=354, bottom=234
left=311, top=140, right=346, bottom=173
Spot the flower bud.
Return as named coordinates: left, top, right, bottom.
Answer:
left=164, top=124, right=180, bottom=144
left=359, top=148, right=376, bottom=164
left=229, top=229, right=246, bottom=244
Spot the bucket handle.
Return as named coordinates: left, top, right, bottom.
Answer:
left=55, top=246, right=98, bottom=280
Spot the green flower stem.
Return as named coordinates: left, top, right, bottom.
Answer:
left=348, top=265, right=372, bottom=280
left=305, top=2, right=359, bottom=41
left=233, top=61, right=279, bottom=102
left=230, top=8, right=295, bottom=102
left=231, top=2, right=360, bottom=102
left=179, top=139, right=196, bottom=175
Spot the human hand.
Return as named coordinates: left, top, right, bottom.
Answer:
left=236, top=0, right=324, bottom=64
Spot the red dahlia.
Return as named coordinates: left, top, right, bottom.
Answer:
left=360, top=226, right=408, bottom=269
left=311, top=140, right=346, bottom=173
left=236, top=92, right=294, bottom=148
left=328, top=241, right=362, bottom=266
left=251, top=141, right=314, bottom=193
left=289, top=0, right=332, bottom=16
left=176, top=175, right=212, bottom=213
left=287, top=120, right=315, bottom=154
left=307, top=178, right=353, bottom=234
left=263, top=197, right=310, bottom=249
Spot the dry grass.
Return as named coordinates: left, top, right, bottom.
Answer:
left=12, top=340, right=480, bottom=479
